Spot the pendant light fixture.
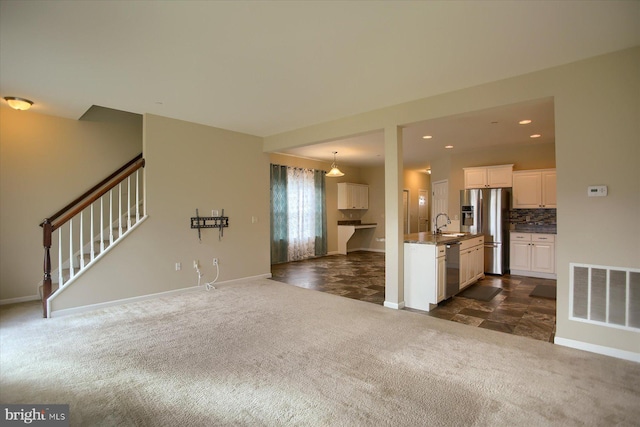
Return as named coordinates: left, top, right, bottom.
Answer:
left=4, top=97, right=34, bottom=111
left=326, top=151, right=345, bottom=177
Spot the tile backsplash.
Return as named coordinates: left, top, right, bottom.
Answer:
left=509, top=209, right=557, bottom=233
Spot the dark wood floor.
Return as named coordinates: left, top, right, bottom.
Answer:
left=271, top=251, right=556, bottom=342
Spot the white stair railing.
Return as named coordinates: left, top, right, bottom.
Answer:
left=39, top=155, right=145, bottom=317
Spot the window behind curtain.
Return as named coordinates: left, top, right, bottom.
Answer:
left=270, top=164, right=326, bottom=264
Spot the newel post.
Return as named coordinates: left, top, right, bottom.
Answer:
left=42, top=219, right=52, bottom=318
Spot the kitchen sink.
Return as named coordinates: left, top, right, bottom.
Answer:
left=441, top=233, right=465, bottom=237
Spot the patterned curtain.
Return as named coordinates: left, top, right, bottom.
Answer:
left=270, top=164, right=327, bottom=264
left=270, top=165, right=288, bottom=264
left=314, top=169, right=327, bottom=257
left=287, top=167, right=316, bottom=261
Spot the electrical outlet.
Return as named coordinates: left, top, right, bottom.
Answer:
left=213, top=258, right=218, bottom=266
left=175, top=262, right=181, bottom=271
left=193, top=260, right=199, bottom=269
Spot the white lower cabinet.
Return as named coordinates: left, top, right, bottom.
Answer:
left=460, top=236, right=485, bottom=289
left=509, top=232, right=556, bottom=279
left=405, top=237, right=485, bottom=312
left=460, top=249, right=471, bottom=286
left=404, top=243, right=446, bottom=312
left=436, top=249, right=446, bottom=303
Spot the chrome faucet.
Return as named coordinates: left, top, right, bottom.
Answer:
left=434, top=213, right=451, bottom=234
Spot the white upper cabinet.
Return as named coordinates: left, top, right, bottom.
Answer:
left=541, top=170, right=557, bottom=208
left=463, top=164, right=513, bottom=189
left=512, top=169, right=556, bottom=209
left=338, top=183, right=369, bottom=209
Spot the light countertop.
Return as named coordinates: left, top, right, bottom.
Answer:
left=404, top=232, right=483, bottom=245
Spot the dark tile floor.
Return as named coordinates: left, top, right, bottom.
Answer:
left=271, top=251, right=557, bottom=342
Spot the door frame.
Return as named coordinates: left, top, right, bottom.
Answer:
left=403, top=189, right=410, bottom=234
left=431, top=179, right=449, bottom=233
left=418, top=188, right=429, bottom=232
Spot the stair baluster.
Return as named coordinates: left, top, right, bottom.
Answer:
left=39, top=154, right=145, bottom=317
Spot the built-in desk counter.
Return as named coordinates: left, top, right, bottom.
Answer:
left=337, top=221, right=377, bottom=255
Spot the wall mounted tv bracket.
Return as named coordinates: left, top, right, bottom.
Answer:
left=191, top=208, right=229, bottom=242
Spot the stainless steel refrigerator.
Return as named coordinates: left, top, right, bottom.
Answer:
left=460, top=188, right=510, bottom=275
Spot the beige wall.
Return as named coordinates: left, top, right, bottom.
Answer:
left=264, top=47, right=640, bottom=356
left=0, top=107, right=142, bottom=301
left=50, top=114, right=271, bottom=312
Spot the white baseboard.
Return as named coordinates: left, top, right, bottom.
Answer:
left=325, top=249, right=385, bottom=256
left=49, top=286, right=202, bottom=318
left=216, top=273, right=272, bottom=284
left=554, top=337, right=640, bottom=363
left=383, top=300, right=405, bottom=310
left=510, top=269, right=557, bottom=280
left=48, top=273, right=273, bottom=318
left=347, top=248, right=386, bottom=254
left=0, top=294, right=40, bottom=305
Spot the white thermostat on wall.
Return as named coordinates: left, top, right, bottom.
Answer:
left=587, top=185, right=608, bottom=197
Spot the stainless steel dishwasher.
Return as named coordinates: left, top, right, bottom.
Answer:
left=445, top=241, right=461, bottom=298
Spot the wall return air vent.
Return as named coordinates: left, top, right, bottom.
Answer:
left=570, top=263, right=640, bottom=332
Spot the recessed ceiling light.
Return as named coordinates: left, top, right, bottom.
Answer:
left=519, top=119, right=532, bottom=125
left=422, top=135, right=432, bottom=139
left=445, top=145, right=454, bottom=149
left=530, top=134, right=541, bottom=138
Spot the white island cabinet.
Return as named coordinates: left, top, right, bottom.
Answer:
left=459, top=236, right=485, bottom=289
left=404, top=243, right=446, bottom=312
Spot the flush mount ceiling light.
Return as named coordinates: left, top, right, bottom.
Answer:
left=519, top=119, right=532, bottom=125
left=530, top=134, right=541, bottom=138
left=326, top=151, right=345, bottom=177
left=4, top=97, right=34, bottom=111
left=422, top=135, right=433, bottom=139
left=445, top=145, right=454, bottom=149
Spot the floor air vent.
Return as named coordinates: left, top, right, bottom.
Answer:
left=570, top=263, right=640, bottom=332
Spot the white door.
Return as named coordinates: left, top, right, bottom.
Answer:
left=418, top=189, right=428, bottom=232
left=432, top=180, right=448, bottom=232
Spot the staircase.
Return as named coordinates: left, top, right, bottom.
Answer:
left=39, top=154, right=146, bottom=317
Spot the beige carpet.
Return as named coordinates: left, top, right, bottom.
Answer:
left=1, top=278, right=639, bottom=426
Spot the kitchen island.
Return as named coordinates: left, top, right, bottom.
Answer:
left=404, top=232, right=484, bottom=311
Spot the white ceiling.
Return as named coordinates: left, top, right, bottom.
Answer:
left=278, top=96, right=556, bottom=170
left=1, top=1, right=638, bottom=167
